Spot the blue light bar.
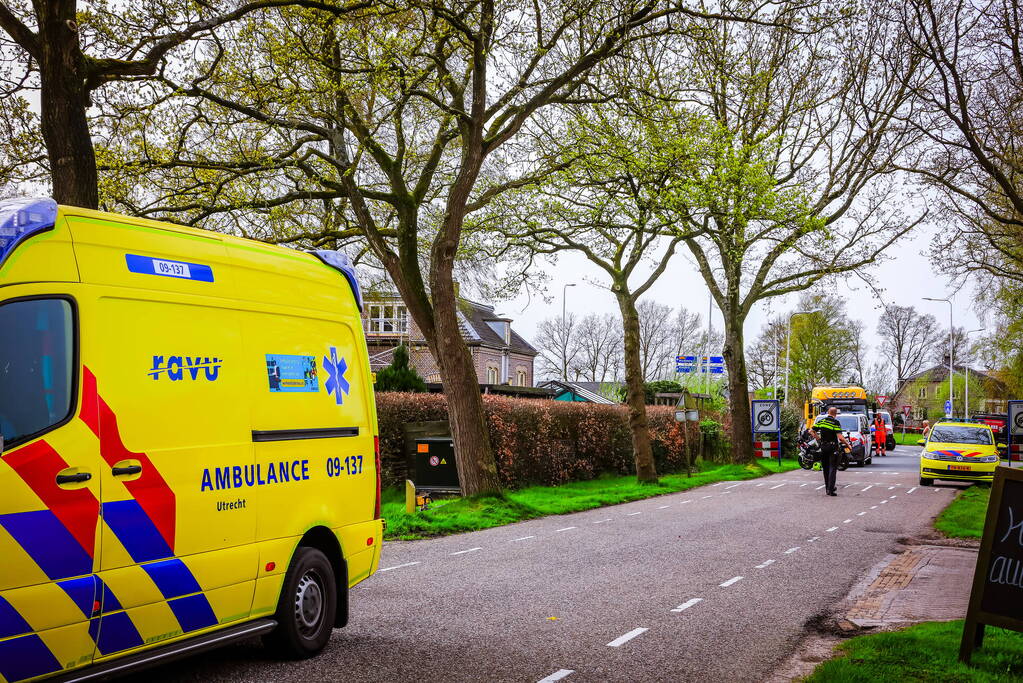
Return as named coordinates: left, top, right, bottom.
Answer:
left=0, top=197, right=58, bottom=266
left=311, top=249, right=363, bottom=311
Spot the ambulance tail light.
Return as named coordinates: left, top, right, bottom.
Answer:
left=0, top=197, right=57, bottom=267
left=374, top=435, right=382, bottom=520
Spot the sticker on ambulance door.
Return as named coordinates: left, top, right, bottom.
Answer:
left=266, top=354, right=319, bottom=392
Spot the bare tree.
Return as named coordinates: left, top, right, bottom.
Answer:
left=638, top=300, right=678, bottom=380
left=878, top=304, right=941, bottom=384
left=534, top=313, right=580, bottom=382
left=747, top=316, right=785, bottom=392
left=573, top=313, right=624, bottom=383
left=898, top=0, right=1023, bottom=284
left=669, top=306, right=703, bottom=373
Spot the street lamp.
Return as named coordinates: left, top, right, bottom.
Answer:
left=964, top=328, right=984, bottom=417
left=923, top=297, right=953, bottom=416
left=562, top=283, right=576, bottom=381
left=784, top=309, right=821, bottom=408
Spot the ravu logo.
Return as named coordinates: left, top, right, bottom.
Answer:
left=149, top=356, right=222, bottom=381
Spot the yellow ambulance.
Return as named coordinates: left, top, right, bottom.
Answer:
left=0, top=198, right=382, bottom=681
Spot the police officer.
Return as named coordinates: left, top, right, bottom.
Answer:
left=810, top=406, right=852, bottom=496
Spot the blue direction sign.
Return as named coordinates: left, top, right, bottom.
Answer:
left=676, top=354, right=726, bottom=374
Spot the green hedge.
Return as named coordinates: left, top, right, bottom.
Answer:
left=374, top=392, right=724, bottom=489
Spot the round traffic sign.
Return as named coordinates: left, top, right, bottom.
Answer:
left=757, top=409, right=775, bottom=427
left=1014, top=413, right=1023, bottom=431
left=429, top=455, right=440, bottom=467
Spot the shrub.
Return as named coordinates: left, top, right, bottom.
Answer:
left=374, top=392, right=694, bottom=489
left=374, top=345, right=427, bottom=392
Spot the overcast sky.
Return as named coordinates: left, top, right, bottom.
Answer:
left=497, top=219, right=985, bottom=371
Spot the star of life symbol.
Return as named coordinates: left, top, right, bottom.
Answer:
left=323, top=346, right=350, bottom=405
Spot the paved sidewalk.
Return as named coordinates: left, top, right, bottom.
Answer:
left=767, top=538, right=980, bottom=681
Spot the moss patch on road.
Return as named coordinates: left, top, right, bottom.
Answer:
left=806, top=620, right=1023, bottom=682
left=934, top=485, right=991, bottom=539
left=382, top=460, right=799, bottom=540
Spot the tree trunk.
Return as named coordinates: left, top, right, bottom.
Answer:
left=38, top=5, right=99, bottom=209
left=428, top=264, right=502, bottom=496
left=616, top=291, right=657, bottom=483
left=723, top=313, right=754, bottom=464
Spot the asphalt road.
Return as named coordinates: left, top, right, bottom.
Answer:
left=136, top=445, right=966, bottom=682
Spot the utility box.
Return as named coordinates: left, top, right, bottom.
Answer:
left=413, top=437, right=460, bottom=490
left=404, top=421, right=461, bottom=493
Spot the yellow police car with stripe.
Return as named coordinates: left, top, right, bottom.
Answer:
left=918, top=420, right=1000, bottom=486
left=0, top=198, right=382, bottom=681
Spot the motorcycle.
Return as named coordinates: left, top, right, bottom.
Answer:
left=797, top=429, right=850, bottom=471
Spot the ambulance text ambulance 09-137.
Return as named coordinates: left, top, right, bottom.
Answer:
left=0, top=197, right=382, bottom=682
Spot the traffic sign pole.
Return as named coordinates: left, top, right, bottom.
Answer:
left=1008, top=400, right=1023, bottom=468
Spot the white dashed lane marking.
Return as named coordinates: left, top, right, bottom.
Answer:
left=843, top=519, right=852, bottom=524
left=755, top=560, right=775, bottom=569
left=784, top=547, right=800, bottom=554
left=556, top=526, right=577, bottom=532
left=862, top=485, right=873, bottom=491
left=870, top=505, right=878, bottom=509
left=807, top=536, right=821, bottom=542
left=380, top=562, right=420, bottom=572
left=671, top=598, right=703, bottom=612
left=726, top=483, right=742, bottom=489
left=627, top=512, right=642, bottom=516
left=908, top=487, right=917, bottom=494
left=658, top=505, right=671, bottom=509
left=771, top=483, right=785, bottom=489
left=538, top=669, right=575, bottom=682
left=511, top=536, right=535, bottom=542
left=607, top=628, right=649, bottom=647
left=450, top=547, right=482, bottom=555
left=816, top=485, right=825, bottom=490
left=720, top=576, right=744, bottom=588
left=826, top=526, right=839, bottom=532
left=702, top=496, right=714, bottom=499
left=857, top=512, right=866, bottom=516
left=593, top=519, right=613, bottom=524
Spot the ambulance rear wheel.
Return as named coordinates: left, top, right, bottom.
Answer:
left=266, top=547, right=337, bottom=658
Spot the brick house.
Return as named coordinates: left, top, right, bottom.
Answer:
left=362, top=294, right=538, bottom=387
left=893, top=361, right=1009, bottom=421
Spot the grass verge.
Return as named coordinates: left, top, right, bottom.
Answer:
left=382, top=459, right=799, bottom=540
left=805, top=620, right=1023, bottom=682
left=893, top=431, right=924, bottom=446
left=934, top=485, right=990, bottom=539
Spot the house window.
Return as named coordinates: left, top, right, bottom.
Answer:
left=487, top=367, right=498, bottom=384
left=367, top=303, right=408, bottom=334
left=516, top=370, right=527, bottom=386
left=918, top=387, right=927, bottom=399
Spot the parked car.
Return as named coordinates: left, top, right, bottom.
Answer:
left=918, top=421, right=1000, bottom=486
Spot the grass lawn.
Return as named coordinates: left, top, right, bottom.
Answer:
left=806, top=620, right=1023, bottom=682
left=382, top=459, right=799, bottom=540
left=934, top=484, right=991, bottom=539
left=893, top=431, right=924, bottom=446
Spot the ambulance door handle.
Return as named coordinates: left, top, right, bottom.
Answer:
left=112, top=465, right=143, bottom=476
left=55, top=471, right=92, bottom=485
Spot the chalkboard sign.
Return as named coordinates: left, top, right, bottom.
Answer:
left=960, top=466, right=1023, bottom=663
